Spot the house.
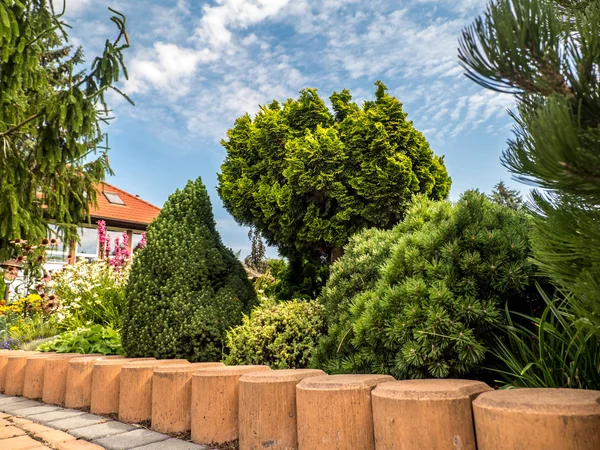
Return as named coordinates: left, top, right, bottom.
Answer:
left=46, top=182, right=161, bottom=269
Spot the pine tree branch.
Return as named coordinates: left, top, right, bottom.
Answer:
left=0, top=113, right=42, bottom=138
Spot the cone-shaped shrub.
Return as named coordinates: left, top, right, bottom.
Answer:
left=121, top=178, right=257, bottom=361
left=315, top=191, right=543, bottom=379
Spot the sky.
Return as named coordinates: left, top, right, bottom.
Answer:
left=62, top=0, right=525, bottom=257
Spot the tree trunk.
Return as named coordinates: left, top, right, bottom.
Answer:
left=330, top=247, right=344, bottom=264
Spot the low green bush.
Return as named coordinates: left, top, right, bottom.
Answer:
left=316, top=191, right=543, bottom=379
left=224, top=298, right=326, bottom=369
left=37, top=325, right=124, bottom=355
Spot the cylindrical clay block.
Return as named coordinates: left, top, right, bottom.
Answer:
left=118, top=359, right=189, bottom=424
left=64, top=355, right=125, bottom=409
left=22, top=353, right=69, bottom=399
left=151, top=363, right=224, bottom=434
left=43, top=354, right=101, bottom=405
left=0, top=351, right=37, bottom=393
left=238, top=369, right=325, bottom=450
left=5, top=352, right=43, bottom=395
left=89, top=358, right=154, bottom=415
left=473, top=388, right=600, bottom=450
left=191, top=365, right=271, bottom=445
left=372, top=379, right=492, bottom=450
left=296, top=374, right=394, bottom=450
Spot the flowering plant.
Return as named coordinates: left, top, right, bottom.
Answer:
left=48, top=260, right=130, bottom=329
left=96, top=220, right=138, bottom=270
left=2, top=237, right=59, bottom=302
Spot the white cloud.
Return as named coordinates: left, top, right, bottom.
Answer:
left=194, top=0, right=291, bottom=48
left=76, top=0, right=512, bottom=146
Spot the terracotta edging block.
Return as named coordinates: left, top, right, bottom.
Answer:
left=89, top=358, right=154, bottom=415
left=64, top=356, right=125, bottom=409
left=191, top=365, right=271, bottom=445
left=296, top=374, right=394, bottom=450
left=4, top=352, right=43, bottom=396
left=0, top=351, right=37, bottom=393
left=239, top=369, right=325, bottom=450
left=42, top=354, right=102, bottom=405
left=151, top=363, right=224, bottom=434
left=372, top=379, right=492, bottom=450
left=473, top=388, right=600, bottom=450
left=118, top=359, right=189, bottom=424
left=23, top=353, right=70, bottom=399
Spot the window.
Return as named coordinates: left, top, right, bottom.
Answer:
left=131, top=232, right=144, bottom=252
left=76, top=227, right=99, bottom=259
left=104, top=192, right=125, bottom=205
left=107, top=230, right=127, bottom=256
left=47, top=224, right=68, bottom=262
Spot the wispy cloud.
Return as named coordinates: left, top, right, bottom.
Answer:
left=71, top=0, right=510, bottom=148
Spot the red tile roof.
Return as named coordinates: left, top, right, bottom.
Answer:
left=90, top=182, right=161, bottom=227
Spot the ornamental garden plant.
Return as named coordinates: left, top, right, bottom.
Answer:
left=121, top=177, right=257, bottom=362
left=218, top=82, right=451, bottom=297
left=315, top=191, right=543, bottom=379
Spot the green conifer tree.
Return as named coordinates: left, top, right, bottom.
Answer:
left=122, top=178, right=257, bottom=361
left=218, top=82, right=451, bottom=270
left=0, top=0, right=132, bottom=258
left=490, top=181, right=523, bottom=211
left=459, top=0, right=600, bottom=329
left=316, top=192, right=541, bottom=379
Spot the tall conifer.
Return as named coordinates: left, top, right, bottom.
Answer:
left=0, top=0, right=132, bottom=257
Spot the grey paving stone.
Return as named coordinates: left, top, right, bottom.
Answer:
left=0, top=399, right=43, bottom=412
left=130, top=439, right=210, bottom=450
left=70, top=421, right=136, bottom=440
left=46, top=413, right=107, bottom=431
left=94, top=428, right=170, bottom=450
left=11, top=405, right=61, bottom=416
left=0, top=396, right=30, bottom=406
left=27, top=409, right=86, bottom=424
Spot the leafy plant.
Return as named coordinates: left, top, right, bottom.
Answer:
left=493, top=287, right=600, bottom=390
left=316, top=191, right=543, bottom=379
left=8, top=315, right=58, bottom=344
left=122, top=178, right=257, bottom=362
left=225, top=298, right=326, bottom=369
left=218, top=82, right=451, bottom=272
left=49, top=260, right=129, bottom=330
left=37, top=325, right=124, bottom=355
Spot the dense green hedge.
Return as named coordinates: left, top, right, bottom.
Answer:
left=315, top=191, right=542, bottom=379
left=225, top=298, right=326, bottom=369
left=121, top=178, right=257, bottom=361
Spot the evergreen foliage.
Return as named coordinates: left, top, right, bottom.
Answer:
left=459, top=0, right=600, bottom=330
left=244, top=228, right=267, bottom=274
left=121, top=178, right=257, bottom=362
left=490, top=181, right=523, bottom=211
left=0, top=1, right=132, bottom=258
left=218, top=82, right=451, bottom=268
left=315, top=192, right=541, bottom=379
left=225, top=298, right=326, bottom=369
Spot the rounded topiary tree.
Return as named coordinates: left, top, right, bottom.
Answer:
left=121, top=178, right=257, bottom=361
left=315, top=191, right=542, bottom=379
left=218, top=82, right=451, bottom=268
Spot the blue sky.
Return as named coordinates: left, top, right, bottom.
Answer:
left=64, top=0, right=523, bottom=257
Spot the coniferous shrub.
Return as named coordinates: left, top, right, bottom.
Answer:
left=315, top=191, right=542, bottom=379
left=121, top=178, right=257, bottom=361
left=224, top=298, right=326, bottom=369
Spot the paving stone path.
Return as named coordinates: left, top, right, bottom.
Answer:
left=0, top=394, right=213, bottom=450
